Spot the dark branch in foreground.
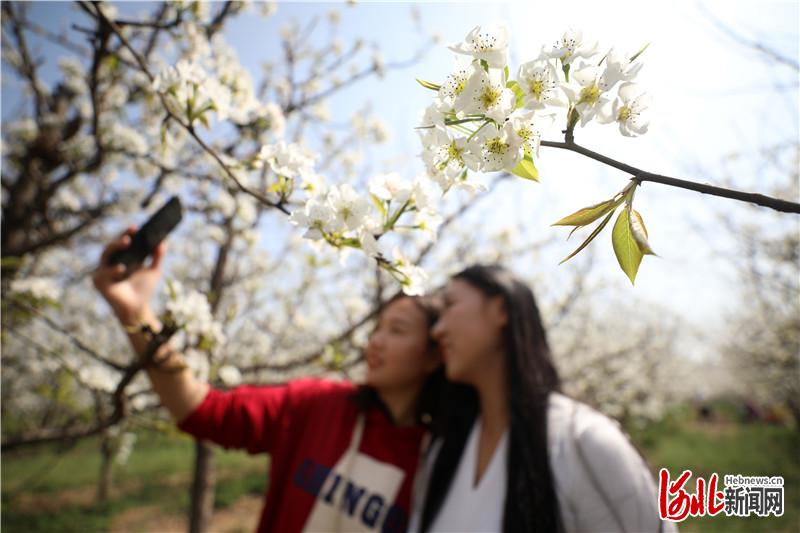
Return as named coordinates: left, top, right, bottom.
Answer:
left=540, top=140, right=800, bottom=214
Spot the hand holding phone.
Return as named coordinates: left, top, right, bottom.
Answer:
left=94, top=196, right=182, bottom=324
left=107, top=196, right=183, bottom=268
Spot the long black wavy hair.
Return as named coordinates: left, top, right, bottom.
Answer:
left=419, top=264, right=564, bottom=533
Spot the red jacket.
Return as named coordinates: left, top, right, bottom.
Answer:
left=178, top=378, right=426, bottom=532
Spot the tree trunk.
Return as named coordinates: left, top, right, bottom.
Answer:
left=96, top=430, right=114, bottom=504
left=188, top=439, right=216, bottom=533
left=188, top=219, right=231, bottom=533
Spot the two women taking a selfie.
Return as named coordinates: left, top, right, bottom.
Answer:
left=94, top=227, right=673, bottom=532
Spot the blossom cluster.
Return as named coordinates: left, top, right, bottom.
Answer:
left=418, top=26, right=652, bottom=187
left=288, top=172, right=436, bottom=295
left=9, top=276, right=62, bottom=303
left=163, top=280, right=226, bottom=349
left=151, top=25, right=285, bottom=134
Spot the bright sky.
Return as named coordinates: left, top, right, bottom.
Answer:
left=222, top=0, right=799, bottom=355
left=4, top=1, right=798, bottom=359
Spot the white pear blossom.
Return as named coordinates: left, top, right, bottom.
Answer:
left=467, top=121, right=522, bottom=172
left=115, top=432, right=137, bottom=466
left=327, top=183, right=371, bottom=232
left=339, top=150, right=363, bottom=174
left=602, top=49, right=643, bottom=86
left=310, top=101, right=331, bottom=122
left=371, top=48, right=385, bottom=77
left=78, top=364, right=116, bottom=393
left=180, top=21, right=210, bottom=60
left=392, top=248, right=428, bottom=296
left=58, top=57, right=86, bottom=95
left=217, top=364, right=242, bottom=386
left=369, top=118, right=389, bottom=143
left=420, top=127, right=481, bottom=173
left=548, top=29, right=599, bottom=66
left=7, top=118, right=38, bottom=143
left=423, top=159, right=466, bottom=192
left=9, top=276, right=62, bottom=301
left=598, top=82, right=651, bottom=137
left=369, top=172, right=413, bottom=204
left=448, top=24, right=509, bottom=68
left=438, top=60, right=477, bottom=108
left=203, top=77, right=232, bottom=121
left=213, top=189, right=237, bottom=217
left=153, top=59, right=204, bottom=94
left=104, top=84, right=129, bottom=109
left=101, top=121, right=148, bottom=156
left=235, top=196, right=259, bottom=226
left=517, top=58, right=567, bottom=109
left=165, top=281, right=226, bottom=348
left=560, top=62, right=619, bottom=126
left=508, top=109, right=556, bottom=157
left=152, top=59, right=231, bottom=125
left=419, top=99, right=447, bottom=129
left=358, top=229, right=382, bottom=257
left=455, top=67, right=516, bottom=123
left=289, top=197, right=334, bottom=240
left=410, top=176, right=438, bottom=213
left=184, top=348, right=210, bottom=381
left=254, top=102, right=286, bottom=137
left=413, top=210, right=443, bottom=241
left=257, top=141, right=315, bottom=179
left=260, top=1, right=277, bottom=17
left=300, top=170, right=327, bottom=194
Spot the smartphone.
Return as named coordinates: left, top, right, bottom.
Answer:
left=107, top=196, right=183, bottom=267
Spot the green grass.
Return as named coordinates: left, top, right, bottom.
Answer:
left=2, top=428, right=267, bottom=533
left=3, top=406, right=797, bottom=533
left=630, top=404, right=799, bottom=532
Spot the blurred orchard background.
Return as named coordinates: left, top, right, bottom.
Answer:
left=1, top=1, right=797, bottom=532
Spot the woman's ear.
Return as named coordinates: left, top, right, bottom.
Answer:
left=488, top=295, right=508, bottom=328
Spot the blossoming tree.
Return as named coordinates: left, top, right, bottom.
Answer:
left=2, top=3, right=795, bottom=531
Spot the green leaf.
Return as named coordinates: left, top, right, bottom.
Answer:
left=166, top=279, right=177, bottom=300
left=0, top=256, right=22, bottom=269
left=480, top=59, right=490, bottom=73
left=552, top=199, right=617, bottom=227
left=503, top=65, right=509, bottom=82
left=506, top=80, right=525, bottom=109
left=370, top=193, right=387, bottom=218
left=415, top=78, right=441, bottom=91
left=511, top=156, right=539, bottom=181
left=559, top=209, right=615, bottom=265
left=612, top=207, right=644, bottom=285
left=196, top=112, right=210, bottom=129
left=629, top=208, right=656, bottom=255
left=629, top=42, right=651, bottom=62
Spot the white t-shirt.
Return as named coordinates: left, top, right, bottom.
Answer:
left=426, top=417, right=509, bottom=532
left=409, top=392, right=678, bottom=533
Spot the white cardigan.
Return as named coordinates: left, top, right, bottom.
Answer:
left=409, top=392, right=678, bottom=533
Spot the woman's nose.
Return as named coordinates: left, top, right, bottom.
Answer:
left=367, top=331, right=384, bottom=349
left=431, top=318, right=445, bottom=341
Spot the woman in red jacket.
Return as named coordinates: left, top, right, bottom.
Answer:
left=93, top=226, right=444, bottom=533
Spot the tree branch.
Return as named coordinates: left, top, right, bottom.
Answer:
left=85, top=2, right=290, bottom=215
left=540, top=140, right=800, bottom=214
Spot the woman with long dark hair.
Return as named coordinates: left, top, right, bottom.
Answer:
left=411, top=264, right=674, bottom=533
left=93, top=226, right=446, bottom=533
